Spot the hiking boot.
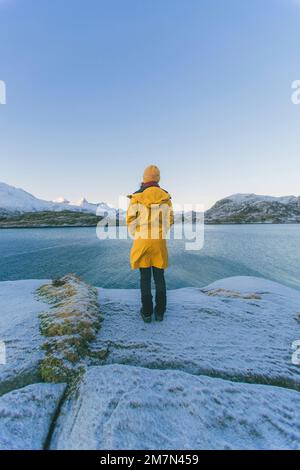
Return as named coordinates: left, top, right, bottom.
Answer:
left=154, top=309, right=164, bottom=322
left=140, top=308, right=152, bottom=323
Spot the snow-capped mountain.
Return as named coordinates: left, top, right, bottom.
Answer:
left=2, top=182, right=300, bottom=225
left=205, top=193, right=300, bottom=224
left=0, top=182, right=117, bottom=216
left=52, top=197, right=70, bottom=204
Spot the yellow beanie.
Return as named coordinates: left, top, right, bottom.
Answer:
left=143, top=165, right=160, bottom=183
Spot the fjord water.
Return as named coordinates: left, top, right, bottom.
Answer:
left=0, top=225, right=299, bottom=290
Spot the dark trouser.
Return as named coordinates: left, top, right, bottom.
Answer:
left=139, top=267, right=166, bottom=315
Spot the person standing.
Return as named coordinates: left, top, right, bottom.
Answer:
left=127, top=165, right=174, bottom=322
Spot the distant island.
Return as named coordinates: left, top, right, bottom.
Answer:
left=1, top=182, right=300, bottom=227
left=0, top=210, right=104, bottom=228
left=205, top=193, right=300, bottom=224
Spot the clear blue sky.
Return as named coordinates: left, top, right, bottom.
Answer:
left=0, top=0, right=300, bottom=209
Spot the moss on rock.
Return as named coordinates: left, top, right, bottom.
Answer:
left=37, top=274, right=102, bottom=384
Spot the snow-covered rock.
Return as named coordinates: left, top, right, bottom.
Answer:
left=93, top=277, right=300, bottom=389
left=37, top=274, right=102, bottom=383
left=51, top=364, right=300, bottom=450
left=1, top=275, right=300, bottom=450
left=0, top=383, right=65, bottom=450
left=205, top=193, right=300, bottom=224
left=0, top=280, right=49, bottom=395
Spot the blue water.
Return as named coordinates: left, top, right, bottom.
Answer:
left=0, top=225, right=299, bottom=290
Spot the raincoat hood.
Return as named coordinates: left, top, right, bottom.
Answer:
left=128, top=186, right=172, bottom=208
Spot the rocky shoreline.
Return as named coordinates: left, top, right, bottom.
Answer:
left=0, top=275, right=300, bottom=449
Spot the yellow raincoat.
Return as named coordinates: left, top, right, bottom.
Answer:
left=126, top=185, right=174, bottom=269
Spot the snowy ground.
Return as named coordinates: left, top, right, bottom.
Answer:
left=0, top=280, right=49, bottom=395
left=0, top=276, right=300, bottom=449
left=94, top=277, right=300, bottom=390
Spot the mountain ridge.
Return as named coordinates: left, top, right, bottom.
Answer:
left=1, top=181, right=300, bottom=225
